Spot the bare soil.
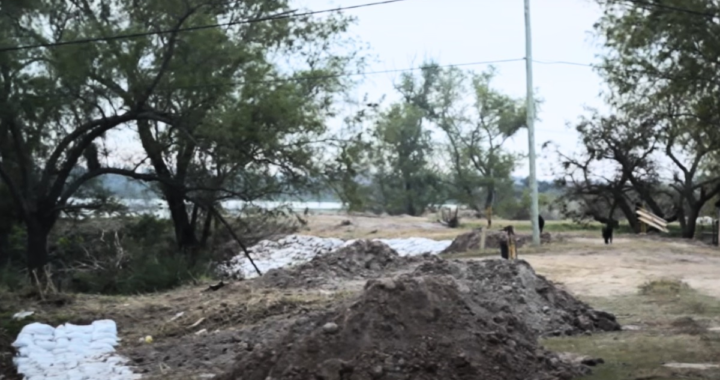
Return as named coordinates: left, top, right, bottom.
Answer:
left=216, top=275, right=589, bottom=380
left=5, top=216, right=720, bottom=380
left=515, top=237, right=720, bottom=298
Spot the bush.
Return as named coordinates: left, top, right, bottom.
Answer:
left=52, top=215, right=213, bottom=295
left=1, top=215, right=216, bottom=296
left=68, top=251, right=210, bottom=294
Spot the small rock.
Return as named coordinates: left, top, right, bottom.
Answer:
left=322, top=322, right=340, bottom=334
left=581, top=357, right=604, bottom=366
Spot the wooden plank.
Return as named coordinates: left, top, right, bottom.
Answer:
left=638, top=214, right=668, bottom=232
left=638, top=215, right=669, bottom=233
left=637, top=208, right=667, bottom=227
left=637, top=208, right=667, bottom=226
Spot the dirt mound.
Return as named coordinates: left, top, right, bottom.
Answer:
left=256, top=240, right=418, bottom=289
left=413, top=259, right=621, bottom=337
left=216, top=276, right=588, bottom=380
left=442, top=229, right=554, bottom=254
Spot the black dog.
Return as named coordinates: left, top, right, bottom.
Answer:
left=602, top=223, right=614, bottom=244
left=538, top=215, right=545, bottom=234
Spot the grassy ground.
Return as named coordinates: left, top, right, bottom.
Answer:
left=543, top=279, right=720, bottom=380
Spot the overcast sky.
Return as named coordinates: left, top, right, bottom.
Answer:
left=299, top=0, right=609, bottom=181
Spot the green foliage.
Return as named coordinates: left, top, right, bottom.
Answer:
left=552, top=1, right=720, bottom=236
left=367, top=102, right=444, bottom=216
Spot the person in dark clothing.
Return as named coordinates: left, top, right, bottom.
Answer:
left=538, top=215, right=545, bottom=234
left=500, top=238, right=509, bottom=260
left=602, top=222, right=614, bottom=244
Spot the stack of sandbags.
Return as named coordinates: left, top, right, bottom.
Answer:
left=11, top=320, right=140, bottom=380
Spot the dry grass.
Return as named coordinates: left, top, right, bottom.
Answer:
left=543, top=281, right=720, bottom=380
left=302, top=214, right=605, bottom=240
left=0, top=281, right=352, bottom=348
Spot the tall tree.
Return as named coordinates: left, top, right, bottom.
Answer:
left=587, top=0, right=720, bottom=237
left=0, top=1, right=174, bottom=272
left=432, top=66, right=526, bottom=217
left=369, top=101, right=442, bottom=215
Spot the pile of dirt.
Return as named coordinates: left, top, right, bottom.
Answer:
left=413, top=259, right=621, bottom=337
left=216, top=276, right=589, bottom=380
left=442, top=229, right=554, bottom=254
left=256, top=240, right=421, bottom=289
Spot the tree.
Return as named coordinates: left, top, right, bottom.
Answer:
left=0, top=0, right=362, bottom=271
left=368, top=101, right=443, bottom=215
left=553, top=112, right=675, bottom=229
left=584, top=0, right=720, bottom=237
left=409, top=64, right=531, bottom=223
left=0, top=1, right=176, bottom=273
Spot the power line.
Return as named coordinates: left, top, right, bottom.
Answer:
left=152, top=58, right=528, bottom=91
left=46, top=57, right=591, bottom=97
left=0, top=0, right=408, bottom=53
left=533, top=59, right=593, bottom=67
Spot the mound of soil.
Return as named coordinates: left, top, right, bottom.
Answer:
left=413, top=259, right=621, bottom=337
left=256, top=240, right=417, bottom=289
left=442, top=229, right=553, bottom=254
left=216, top=276, right=588, bottom=380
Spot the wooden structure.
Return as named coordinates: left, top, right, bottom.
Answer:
left=636, top=207, right=669, bottom=234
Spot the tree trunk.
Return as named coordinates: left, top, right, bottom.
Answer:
left=25, top=217, right=51, bottom=273
left=616, top=198, right=639, bottom=232
left=164, top=188, right=198, bottom=251
left=682, top=206, right=699, bottom=239
left=200, top=209, right=213, bottom=246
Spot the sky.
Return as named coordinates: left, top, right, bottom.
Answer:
left=299, top=0, right=610, bottom=181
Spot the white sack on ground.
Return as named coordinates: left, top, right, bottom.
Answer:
left=218, top=234, right=452, bottom=279
left=12, top=320, right=140, bottom=380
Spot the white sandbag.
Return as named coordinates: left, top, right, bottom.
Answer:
left=55, top=337, right=71, bottom=347
left=93, top=337, right=118, bottom=347
left=21, top=322, right=56, bottom=336
left=92, top=331, right=118, bottom=341
left=89, top=342, right=115, bottom=354
left=105, top=356, right=128, bottom=365
left=92, top=320, right=118, bottom=333
left=11, top=333, right=33, bottom=348
left=64, top=368, right=87, bottom=379
left=14, top=319, right=139, bottom=380
left=35, top=339, right=57, bottom=351
left=65, top=323, right=94, bottom=334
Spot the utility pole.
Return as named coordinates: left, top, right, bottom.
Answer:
left=524, top=0, right=540, bottom=246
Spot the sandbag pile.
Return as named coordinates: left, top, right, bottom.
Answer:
left=11, top=320, right=139, bottom=380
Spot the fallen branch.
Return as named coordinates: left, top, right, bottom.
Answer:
left=209, top=207, right=262, bottom=277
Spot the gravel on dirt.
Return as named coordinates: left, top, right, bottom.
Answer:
left=413, top=258, right=621, bottom=337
